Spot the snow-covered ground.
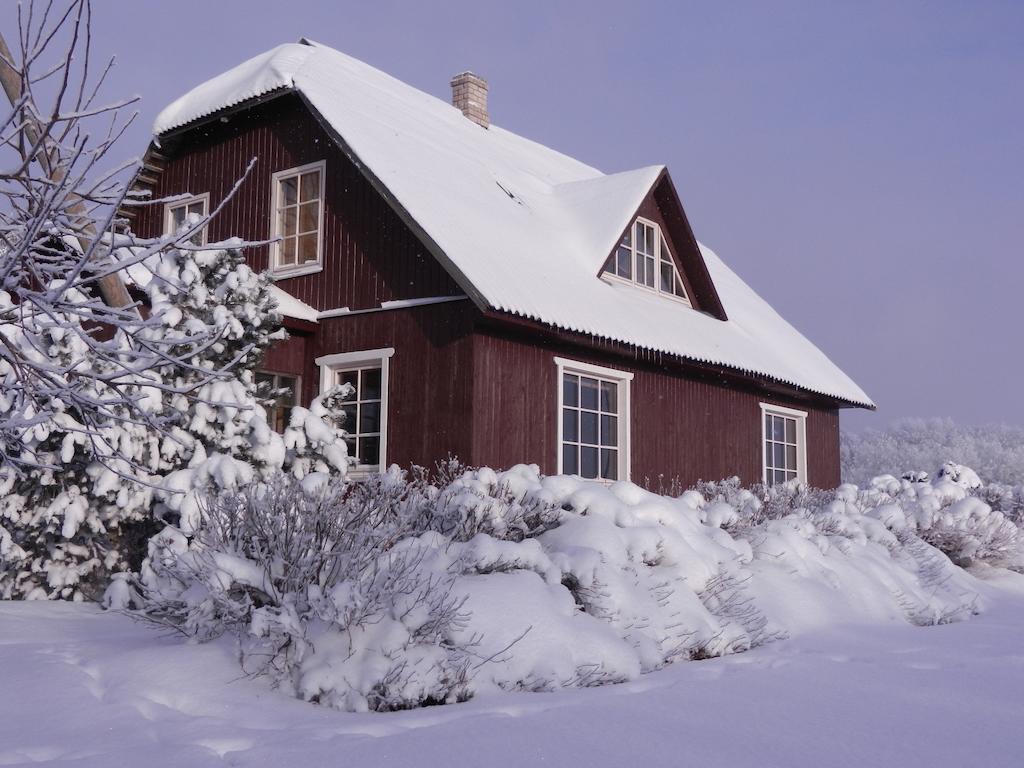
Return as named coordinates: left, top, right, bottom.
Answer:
left=2, top=570, right=1023, bottom=768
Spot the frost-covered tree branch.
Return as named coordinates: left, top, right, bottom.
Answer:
left=0, top=0, right=250, bottom=472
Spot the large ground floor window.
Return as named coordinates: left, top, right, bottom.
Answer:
left=555, top=357, right=632, bottom=481
left=315, top=348, right=394, bottom=474
left=761, top=403, right=808, bottom=485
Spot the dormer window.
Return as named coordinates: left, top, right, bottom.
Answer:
left=603, top=218, right=690, bottom=304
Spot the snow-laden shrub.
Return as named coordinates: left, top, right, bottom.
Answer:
left=126, top=475, right=469, bottom=712
left=861, top=473, right=1023, bottom=568
left=842, top=418, right=1024, bottom=486
left=0, top=245, right=351, bottom=600
left=692, top=477, right=836, bottom=531
left=118, top=464, right=981, bottom=712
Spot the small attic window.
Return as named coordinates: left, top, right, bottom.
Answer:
left=603, top=218, right=690, bottom=305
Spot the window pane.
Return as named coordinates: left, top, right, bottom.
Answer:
left=660, top=261, right=675, bottom=293
left=255, top=371, right=273, bottom=389
left=581, top=411, right=598, bottom=445
left=280, top=176, right=297, bottom=206
left=600, top=381, right=617, bottom=413
left=188, top=201, right=205, bottom=217
left=361, top=368, right=381, bottom=400
left=772, top=416, right=786, bottom=442
left=601, top=449, right=618, bottom=481
left=644, top=256, right=655, bottom=288
left=773, top=443, right=785, bottom=468
left=282, top=207, right=296, bottom=237
left=600, top=414, right=617, bottom=447
left=345, top=437, right=357, bottom=459
left=620, top=228, right=632, bottom=248
left=786, top=444, right=797, bottom=470
left=300, top=170, right=320, bottom=201
left=785, top=418, right=796, bottom=444
left=580, top=377, right=599, bottom=410
left=339, top=370, right=359, bottom=393
left=280, top=237, right=296, bottom=265
left=787, top=471, right=798, bottom=482
left=562, top=443, right=578, bottom=474
left=765, top=413, right=772, bottom=435
left=563, top=374, right=579, bottom=407
left=297, top=233, right=318, bottom=263
left=616, top=245, right=632, bottom=278
left=341, top=403, right=358, bottom=429
left=562, top=408, right=578, bottom=442
left=359, top=401, right=381, bottom=433
left=172, top=207, right=186, bottom=228
left=298, top=201, right=319, bottom=233
left=358, top=435, right=381, bottom=466
left=580, top=446, right=598, bottom=479
left=775, top=469, right=787, bottom=485
left=603, top=254, right=616, bottom=273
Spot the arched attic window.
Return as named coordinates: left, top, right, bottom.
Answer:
left=602, top=217, right=690, bottom=305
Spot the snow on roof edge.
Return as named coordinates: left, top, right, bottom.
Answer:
left=496, top=304, right=874, bottom=409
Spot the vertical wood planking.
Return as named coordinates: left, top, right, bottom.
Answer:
left=134, top=93, right=462, bottom=312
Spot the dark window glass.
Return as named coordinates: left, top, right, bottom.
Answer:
left=581, top=411, right=598, bottom=445
left=580, top=446, right=599, bottom=479
left=580, top=377, right=599, bottom=410
left=563, top=374, right=579, bottom=407
left=563, top=408, right=578, bottom=442
left=562, top=444, right=578, bottom=475
left=600, top=381, right=617, bottom=412
left=601, top=449, right=618, bottom=481
left=600, top=415, right=617, bottom=446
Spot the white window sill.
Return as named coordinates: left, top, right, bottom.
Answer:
left=270, top=262, right=323, bottom=280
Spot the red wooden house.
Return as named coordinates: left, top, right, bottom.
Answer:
left=129, top=40, right=873, bottom=487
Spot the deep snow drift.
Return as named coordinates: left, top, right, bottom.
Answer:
left=119, top=465, right=994, bottom=712
left=1, top=570, right=1023, bottom=768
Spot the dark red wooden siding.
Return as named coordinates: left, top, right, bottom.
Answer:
left=311, top=302, right=476, bottom=469
left=133, top=93, right=462, bottom=311
left=469, top=327, right=841, bottom=488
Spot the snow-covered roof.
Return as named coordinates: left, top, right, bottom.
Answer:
left=268, top=285, right=318, bottom=323
left=154, top=41, right=873, bottom=408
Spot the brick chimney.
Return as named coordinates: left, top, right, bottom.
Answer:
left=450, top=71, right=489, bottom=128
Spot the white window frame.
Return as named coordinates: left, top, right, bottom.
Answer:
left=759, top=402, right=808, bottom=485
left=163, top=192, right=210, bottom=245
left=315, top=347, right=394, bottom=476
left=269, top=160, right=326, bottom=278
left=555, top=356, right=633, bottom=482
left=603, top=216, right=691, bottom=306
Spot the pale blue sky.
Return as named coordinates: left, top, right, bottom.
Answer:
left=5, top=1, right=1020, bottom=430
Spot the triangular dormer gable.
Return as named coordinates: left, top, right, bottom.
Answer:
left=600, top=170, right=727, bottom=320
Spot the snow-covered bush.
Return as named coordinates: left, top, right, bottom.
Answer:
left=120, top=464, right=982, bottom=712
left=126, top=474, right=468, bottom=711
left=0, top=244, right=351, bottom=600
left=861, top=472, right=1023, bottom=569
left=842, top=418, right=1024, bottom=486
